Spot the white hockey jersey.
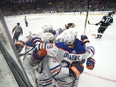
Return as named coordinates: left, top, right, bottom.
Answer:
left=33, top=38, right=95, bottom=75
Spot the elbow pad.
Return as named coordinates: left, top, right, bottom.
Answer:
left=86, top=46, right=95, bottom=57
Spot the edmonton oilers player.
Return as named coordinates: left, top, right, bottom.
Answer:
left=15, top=23, right=75, bottom=87
left=32, top=32, right=95, bottom=87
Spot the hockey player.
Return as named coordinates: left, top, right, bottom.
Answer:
left=15, top=22, right=75, bottom=53
left=12, top=22, right=23, bottom=43
left=15, top=33, right=42, bottom=87
left=42, top=23, right=75, bottom=39
left=15, top=23, right=75, bottom=87
left=95, top=12, right=113, bottom=39
left=15, top=32, right=56, bottom=87
left=32, top=32, right=95, bottom=87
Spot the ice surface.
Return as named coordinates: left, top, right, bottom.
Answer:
left=5, top=13, right=116, bottom=87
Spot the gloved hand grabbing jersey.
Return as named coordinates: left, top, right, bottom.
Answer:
left=32, top=43, right=47, bottom=61
left=37, top=48, right=47, bottom=58
left=81, top=35, right=90, bottom=44
left=65, top=23, right=75, bottom=29
left=86, top=57, right=95, bottom=70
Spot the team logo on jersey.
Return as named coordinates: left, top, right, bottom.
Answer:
left=72, top=50, right=76, bottom=53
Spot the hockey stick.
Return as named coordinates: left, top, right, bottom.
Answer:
left=88, top=21, right=96, bottom=25
left=84, top=0, right=91, bottom=35
left=19, top=47, right=35, bottom=57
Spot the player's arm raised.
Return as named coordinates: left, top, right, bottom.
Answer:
left=81, top=35, right=96, bottom=70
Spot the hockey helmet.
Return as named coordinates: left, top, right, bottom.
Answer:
left=42, top=25, right=53, bottom=33
left=41, top=32, right=55, bottom=43
left=62, top=32, right=76, bottom=45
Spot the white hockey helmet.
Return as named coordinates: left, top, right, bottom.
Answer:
left=41, top=32, right=55, bottom=43
left=42, top=25, right=53, bottom=33
left=62, top=32, right=76, bottom=45
left=70, top=31, right=78, bottom=38
left=38, top=32, right=43, bottom=39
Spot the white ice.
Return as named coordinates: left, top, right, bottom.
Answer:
left=5, top=12, right=116, bottom=87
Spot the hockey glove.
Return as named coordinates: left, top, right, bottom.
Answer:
left=95, top=23, right=99, bottom=26
left=81, top=35, right=90, bottom=44
left=37, top=48, right=47, bottom=58
left=69, top=61, right=84, bottom=78
left=65, top=23, right=75, bottom=29
left=86, top=58, right=95, bottom=70
left=32, top=48, right=47, bottom=61
left=15, top=41, right=25, bottom=53
left=80, top=59, right=85, bottom=64
left=37, top=43, right=47, bottom=59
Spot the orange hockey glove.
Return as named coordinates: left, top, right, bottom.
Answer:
left=37, top=48, right=47, bottom=58
left=37, top=43, right=47, bottom=58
